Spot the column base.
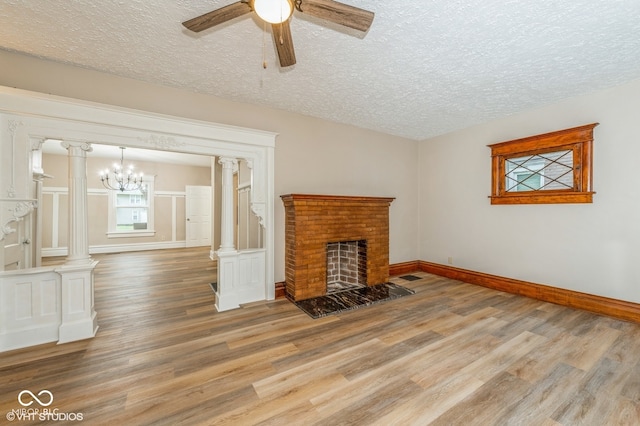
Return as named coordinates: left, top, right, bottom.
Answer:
left=214, top=249, right=266, bottom=312
left=55, top=260, right=99, bottom=344
left=58, top=311, right=99, bottom=344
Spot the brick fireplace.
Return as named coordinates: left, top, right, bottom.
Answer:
left=281, top=194, right=395, bottom=301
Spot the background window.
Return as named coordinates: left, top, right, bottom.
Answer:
left=116, top=191, right=148, bottom=230
left=107, top=177, right=155, bottom=237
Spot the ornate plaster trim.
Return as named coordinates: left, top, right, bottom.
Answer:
left=138, top=134, right=184, bottom=150
left=6, top=119, right=23, bottom=198
left=250, top=202, right=266, bottom=228
left=1, top=199, right=36, bottom=241
left=242, top=155, right=266, bottom=228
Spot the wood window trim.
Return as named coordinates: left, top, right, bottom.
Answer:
left=488, top=123, right=598, bottom=205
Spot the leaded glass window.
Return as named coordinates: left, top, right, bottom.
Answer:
left=505, top=150, right=573, bottom=192
left=488, top=124, right=597, bottom=204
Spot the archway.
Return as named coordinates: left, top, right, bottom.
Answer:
left=0, top=86, right=276, bottom=351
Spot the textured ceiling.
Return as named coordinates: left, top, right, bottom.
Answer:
left=1, top=0, right=640, bottom=140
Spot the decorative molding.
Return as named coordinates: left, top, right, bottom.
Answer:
left=244, top=152, right=266, bottom=203
left=61, top=140, right=93, bottom=154
left=1, top=199, right=36, bottom=241
left=152, top=190, right=186, bottom=197
left=42, top=240, right=187, bottom=257
left=6, top=119, right=23, bottom=198
left=250, top=202, right=266, bottom=227
left=241, top=157, right=267, bottom=228
left=106, top=230, right=156, bottom=239
left=138, top=134, right=184, bottom=150
left=30, top=137, right=46, bottom=151
left=218, top=156, right=238, bottom=170
left=31, top=137, right=46, bottom=174
left=418, top=261, right=640, bottom=324
left=7, top=119, right=20, bottom=133
left=43, top=187, right=185, bottom=197
left=389, top=260, right=420, bottom=276
left=282, top=193, right=396, bottom=204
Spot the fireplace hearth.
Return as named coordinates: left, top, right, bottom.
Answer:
left=281, top=194, right=395, bottom=301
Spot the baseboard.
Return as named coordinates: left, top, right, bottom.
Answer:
left=275, top=282, right=286, bottom=299
left=418, top=261, right=640, bottom=324
left=389, top=261, right=421, bottom=276
left=275, top=260, right=640, bottom=323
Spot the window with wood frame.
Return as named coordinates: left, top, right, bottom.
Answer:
left=488, top=123, right=598, bottom=204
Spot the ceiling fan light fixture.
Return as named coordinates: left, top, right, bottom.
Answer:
left=253, top=0, right=294, bottom=24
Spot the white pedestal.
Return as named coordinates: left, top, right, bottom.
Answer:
left=55, top=261, right=99, bottom=343
left=214, top=249, right=266, bottom=312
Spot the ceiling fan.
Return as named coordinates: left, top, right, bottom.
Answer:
left=182, top=0, right=375, bottom=68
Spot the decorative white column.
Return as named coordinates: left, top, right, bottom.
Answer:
left=57, top=141, right=98, bottom=343
left=62, top=141, right=93, bottom=265
left=218, top=157, right=237, bottom=253
left=213, top=156, right=266, bottom=311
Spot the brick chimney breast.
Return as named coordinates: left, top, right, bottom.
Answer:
left=281, top=194, right=395, bottom=301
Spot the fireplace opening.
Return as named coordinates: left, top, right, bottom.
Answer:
left=326, top=240, right=367, bottom=293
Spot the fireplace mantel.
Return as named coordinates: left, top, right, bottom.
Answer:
left=281, top=194, right=395, bottom=301
left=281, top=194, right=395, bottom=203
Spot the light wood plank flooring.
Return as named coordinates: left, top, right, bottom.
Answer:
left=2, top=248, right=639, bottom=425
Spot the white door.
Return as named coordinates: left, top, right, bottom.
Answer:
left=185, top=186, right=212, bottom=248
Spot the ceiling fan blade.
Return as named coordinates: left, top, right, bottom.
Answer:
left=298, top=0, right=374, bottom=32
left=182, top=2, right=252, bottom=32
left=272, top=21, right=296, bottom=67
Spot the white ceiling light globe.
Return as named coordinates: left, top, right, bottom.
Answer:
left=253, top=0, right=293, bottom=24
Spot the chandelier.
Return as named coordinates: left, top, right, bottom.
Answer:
left=99, top=147, right=145, bottom=192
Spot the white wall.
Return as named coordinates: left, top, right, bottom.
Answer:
left=0, top=50, right=419, bottom=282
left=419, top=78, right=640, bottom=303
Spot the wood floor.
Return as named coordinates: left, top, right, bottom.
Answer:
left=2, top=247, right=639, bottom=425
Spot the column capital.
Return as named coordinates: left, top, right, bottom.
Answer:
left=218, top=157, right=238, bottom=170
left=62, top=141, right=93, bottom=156
left=30, top=137, right=46, bottom=151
